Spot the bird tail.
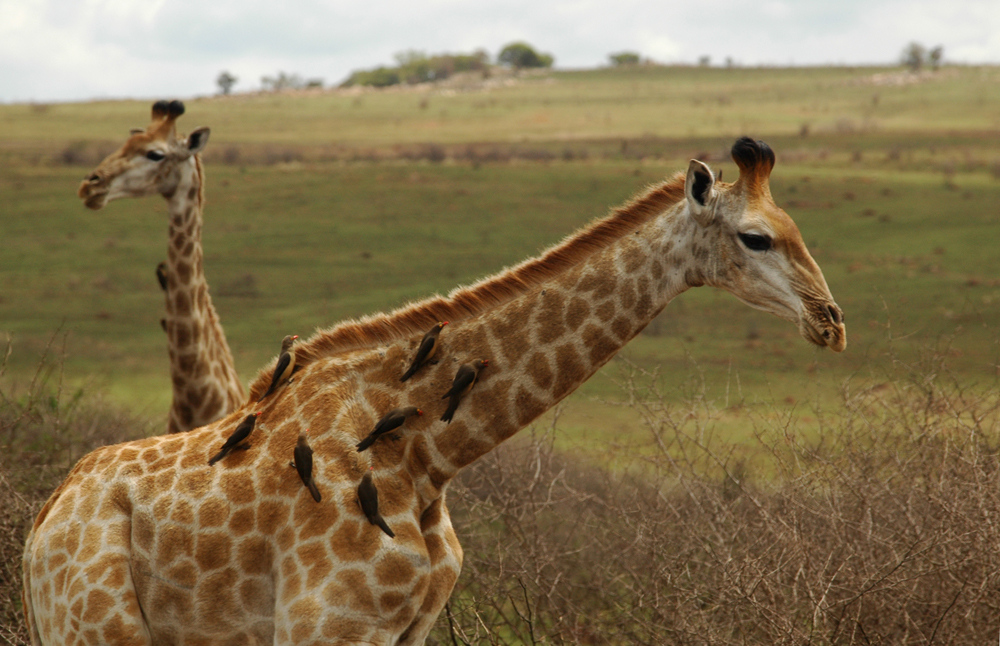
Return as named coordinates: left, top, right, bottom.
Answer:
left=356, top=434, right=376, bottom=452
left=440, top=398, right=458, bottom=423
left=399, top=365, right=416, bottom=382
left=375, top=517, right=395, bottom=538
left=207, top=449, right=226, bottom=466
left=307, top=481, right=322, bottom=503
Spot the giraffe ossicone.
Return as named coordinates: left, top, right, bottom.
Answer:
left=77, top=101, right=245, bottom=434
left=26, top=137, right=844, bottom=645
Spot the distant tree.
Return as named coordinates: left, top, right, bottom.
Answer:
left=928, top=45, right=944, bottom=70
left=261, top=72, right=304, bottom=92
left=901, top=42, right=926, bottom=72
left=216, top=71, right=237, bottom=95
left=608, top=51, right=641, bottom=67
left=698, top=55, right=711, bottom=67
left=498, top=42, right=554, bottom=69
left=340, top=67, right=401, bottom=88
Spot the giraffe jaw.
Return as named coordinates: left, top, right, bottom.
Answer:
left=83, top=192, right=108, bottom=210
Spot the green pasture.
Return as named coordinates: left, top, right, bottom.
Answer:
left=1, top=64, right=999, bottom=448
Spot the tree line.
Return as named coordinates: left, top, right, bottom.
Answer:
left=215, top=40, right=949, bottom=95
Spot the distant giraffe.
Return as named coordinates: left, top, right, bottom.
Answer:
left=77, top=100, right=244, bottom=433
left=27, top=138, right=844, bottom=645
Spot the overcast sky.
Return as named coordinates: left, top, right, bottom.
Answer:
left=2, top=0, right=998, bottom=104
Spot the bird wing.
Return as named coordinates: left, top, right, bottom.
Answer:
left=413, top=334, right=436, bottom=364
left=294, top=444, right=312, bottom=480
left=372, top=410, right=404, bottom=436
left=270, top=351, right=292, bottom=383
left=443, top=366, right=476, bottom=398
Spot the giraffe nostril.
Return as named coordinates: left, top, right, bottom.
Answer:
left=87, top=174, right=100, bottom=183
left=826, top=304, right=843, bottom=325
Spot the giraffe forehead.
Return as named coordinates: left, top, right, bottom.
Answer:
left=762, top=206, right=818, bottom=265
left=118, top=132, right=161, bottom=158
left=735, top=196, right=799, bottom=237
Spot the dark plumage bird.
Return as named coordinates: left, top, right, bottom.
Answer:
left=358, top=467, right=394, bottom=538
left=291, top=432, right=321, bottom=502
left=440, top=359, right=488, bottom=423
left=155, top=262, right=168, bottom=291
left=208, top=412, right=261, bottom=466
left=258, top=334, right=298, bottom=402
left=356, top=406, right=422, bottom=452
left=400, top=321, right=448, bottom=382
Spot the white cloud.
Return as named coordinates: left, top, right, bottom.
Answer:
left=0, top=0, right=997, bottom=103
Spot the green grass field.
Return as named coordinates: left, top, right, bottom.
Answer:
left=2, top=64, right=999, bottom=445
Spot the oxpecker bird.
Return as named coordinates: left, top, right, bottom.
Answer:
left=440, top=359, right=488, bottom=423
left=258, top=334, right=298, bottom=401
left=208, top=412, right=261, bottom=466
left=356, top=406, right=422, bottom=452
left=358, top=467, right=394, bottom=538
left=291, top=432, right=321, bottom=502
left=400, top=321, right=448, bottom=382
left=156, top=262, right=168, bottom=291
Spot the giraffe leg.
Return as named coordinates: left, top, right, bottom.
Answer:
left=397, top=500, right=463, bottom=646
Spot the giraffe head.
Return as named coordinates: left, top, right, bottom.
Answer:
left=682, top=137, right=846, bottom=351
left=77, top=100, right=210, bottom=210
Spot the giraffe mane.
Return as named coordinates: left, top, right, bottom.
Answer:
left=247, top=173, right=688, bottom=401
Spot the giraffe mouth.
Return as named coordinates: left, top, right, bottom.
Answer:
left=78, top=180, right=108, bottom=210
left=800, top=302, right=846, bottom=352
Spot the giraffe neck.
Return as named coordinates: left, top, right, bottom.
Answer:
left=408, top=201, right=701, bottom=499
left=163, top=156, right=244, bottom=432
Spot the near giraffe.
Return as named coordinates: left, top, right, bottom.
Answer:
left=77, top=100, right=245, bottom=434
left=25, top=138, right=845, bottom=645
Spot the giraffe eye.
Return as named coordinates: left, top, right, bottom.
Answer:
left=145, top=150, right=166, bottom=162
left=738, top=233, right=772, bottom=252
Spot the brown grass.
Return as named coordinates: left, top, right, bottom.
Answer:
left=438, top=361, right=1000, bottom=644
left=2, top=342, right=999, bottom=645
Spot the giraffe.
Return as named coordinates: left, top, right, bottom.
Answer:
left=25, top=138, right=845, bottom=645
left=77, top=100, right=245, bottom=434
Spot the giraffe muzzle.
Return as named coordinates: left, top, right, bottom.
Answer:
left=801, top=301, right=846, bottom=352
left=78, top=177, right=109, bottom=210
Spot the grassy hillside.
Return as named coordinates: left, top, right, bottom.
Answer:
left=3, top=63, right=1000, bottom=646
left=1, top=64, right=999, bottom=441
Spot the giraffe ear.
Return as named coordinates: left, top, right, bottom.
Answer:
left=185, top=127, right=210, bottom=154
left=685, top=159, right=716, bottom=226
